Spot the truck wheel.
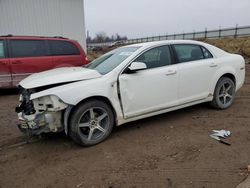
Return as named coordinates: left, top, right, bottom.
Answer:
left=69, top=100, right=114, bottom=146
left=210, top=77, right=236, bottom=109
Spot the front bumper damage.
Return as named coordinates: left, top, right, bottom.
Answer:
left=16, top=89, right=68, bottom=135
left=17, top=111, right=64, bottom=135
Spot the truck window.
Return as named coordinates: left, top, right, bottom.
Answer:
left=10, top=40, right=47, bottom=58
left=49, top=40, right=80, bottom=56
left=0, top=41, right=5, bottom=58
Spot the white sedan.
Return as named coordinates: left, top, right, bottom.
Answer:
left=16, top=40, right=245, bottom=146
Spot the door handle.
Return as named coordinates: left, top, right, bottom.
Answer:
left=209, top=63, right=217, bottom=68
left=165, top=70, right=177, bottom=76
left=12, top=61, right=24, bottom=64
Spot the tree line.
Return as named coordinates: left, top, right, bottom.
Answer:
left=87, top=32, right=128, bottom=43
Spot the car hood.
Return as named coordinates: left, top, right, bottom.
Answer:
left=19, top=67, right=102, bottom=89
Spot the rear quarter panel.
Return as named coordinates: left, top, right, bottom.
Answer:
left=210, top=54, right=245, bottom=94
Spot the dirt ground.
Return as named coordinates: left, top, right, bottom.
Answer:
left=0, top=65, right=250, bottom=188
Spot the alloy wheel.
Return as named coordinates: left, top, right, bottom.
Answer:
left=77, top=107, right=109, bottom=141
left=218, top=82, right=234, bottom=105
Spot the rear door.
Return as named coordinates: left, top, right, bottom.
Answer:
left=48, top=40, right=83, bottom=68
left=173, top=44, right=216, bottom=104
left=9, top=39, right=53, bottom=86
left=0, top=39, right=12, bottom=88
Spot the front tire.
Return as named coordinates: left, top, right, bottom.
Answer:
left=69, top=100, right=114, bottom=146
left=210, top=77, right=236, bottom=109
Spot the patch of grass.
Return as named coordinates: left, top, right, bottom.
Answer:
left=87, top=51, right=103, bottom=62
left=203, top=37, right=250, bottom=58
left=87, top=37, right=250, bottom=62
left=87, top=47, right=116, bottom=62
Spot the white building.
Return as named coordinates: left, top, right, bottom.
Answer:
left=0, top=0, right=87, bottom=51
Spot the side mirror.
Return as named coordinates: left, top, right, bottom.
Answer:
left=128, top=62, right=147, bottom=72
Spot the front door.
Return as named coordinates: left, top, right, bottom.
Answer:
left=119, top=45, right=178, bottom=118
left=0, top=40, right=11, bottom=88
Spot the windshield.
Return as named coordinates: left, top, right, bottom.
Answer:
left=87, top=47, right=140, bottom=74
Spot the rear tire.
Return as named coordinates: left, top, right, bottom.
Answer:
left=210, top=77, right=236, bottom=109
left=69, top=100, right=114, bottom=146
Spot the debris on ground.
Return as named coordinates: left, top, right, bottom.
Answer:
left=212, top=130, right=231, bottom=138
left=210, top=130, right=231, bottom=146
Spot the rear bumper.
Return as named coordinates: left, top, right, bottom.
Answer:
left=236, top=68, right=245, bottom=91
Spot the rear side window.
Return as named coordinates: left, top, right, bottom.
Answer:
left=174, top=44, right=204, bottom=63
left=201, top=46, right=213, bottom=59
left=0, top=41, right=5, bottom=58
left=49, top=40, right=80, bottom=56
left=10, top=40, right=47, bottom=58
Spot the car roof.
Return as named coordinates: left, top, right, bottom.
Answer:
left=125, top=39, right=229, bottom=58
left=0, top=35, right=71, bottom=41
left=126, top=40, right=208, bottom=48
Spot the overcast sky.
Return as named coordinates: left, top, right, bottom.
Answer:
left=85, top=0, right=250, bottom=39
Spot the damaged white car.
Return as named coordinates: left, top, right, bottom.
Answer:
left=16, top=40, right=245, bottom=146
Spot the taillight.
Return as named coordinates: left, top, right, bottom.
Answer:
left=85, top=57, right=90, bottom=64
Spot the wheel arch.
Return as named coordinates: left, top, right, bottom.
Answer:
left=211, top=71, right=236, bottom=96
left=75, top=95, right=117, bottom=118
left=220, top=73, right=236, bottom=85
left=64, top=95, right=117, bottom=135
left=210, top=67, right=237, bottom=95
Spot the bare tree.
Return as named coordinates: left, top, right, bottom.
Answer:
left=94, top=32, right=107, bottom=43
left=89, top=32, right=128, bottom=43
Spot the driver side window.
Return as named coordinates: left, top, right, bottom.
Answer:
left=134, top=45, right=172, bottom=69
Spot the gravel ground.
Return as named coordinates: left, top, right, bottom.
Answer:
left=0, top=65, right=250, bottom=188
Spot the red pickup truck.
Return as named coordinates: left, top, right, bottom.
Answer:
left=0, top=35, right=89, bottom=88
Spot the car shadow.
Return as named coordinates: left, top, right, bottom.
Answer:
left=6, top=103, right=213, bottom=150
left=112, top=103, right=212, bottom=134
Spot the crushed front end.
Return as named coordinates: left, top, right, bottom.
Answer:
left=15, top=87, right=68, bottom=135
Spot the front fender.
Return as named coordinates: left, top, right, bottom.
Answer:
left=63, top=105, right=74, bottom=135
left=30, top=77, right=124, bottom=125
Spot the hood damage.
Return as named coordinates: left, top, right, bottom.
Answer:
left=19, top=67, right=102, bottom=89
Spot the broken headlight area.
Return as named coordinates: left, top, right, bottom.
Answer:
left=16, top=93, right=68, bottom=135
left=15, top=88, right=35, bottom=115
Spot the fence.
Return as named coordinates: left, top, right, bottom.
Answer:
left=88, top=25, right=250, bottom=47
